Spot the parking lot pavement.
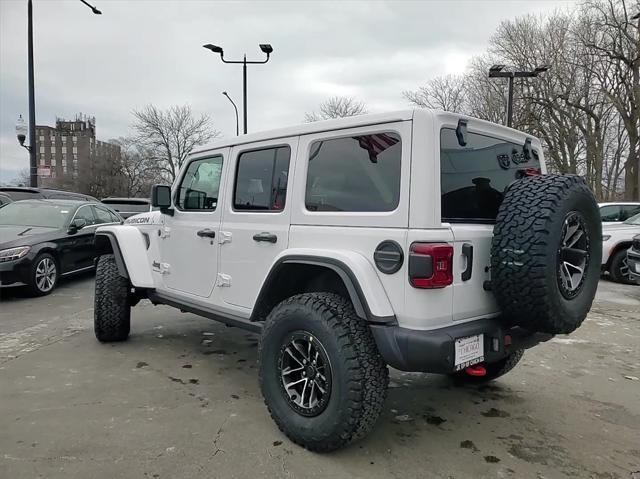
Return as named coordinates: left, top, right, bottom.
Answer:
left=1, top=277, right=639, bottom=479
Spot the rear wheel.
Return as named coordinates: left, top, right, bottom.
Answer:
left=451, top=350, right=524, bottom=384
left=26, top=253, right=58, bottom=296
left=94, top=254, right=130, bottom=342
left=609, top=249, right=638, bottom=284
left=259, top=293, right=388, bottom=452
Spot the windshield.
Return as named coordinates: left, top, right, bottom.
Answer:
left=623, top=213, right=640, bottom=225
left=102, top=202, right=150, bottom=213
left=0, top=202, right=72, bottom=228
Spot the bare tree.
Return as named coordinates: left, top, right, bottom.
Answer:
left=132, top=104, right=220, bottom=181
left=305, top=96, right=367, bottom=122
left=111, top=137, right=162, bottom=197
left=579, top=0, right=640, bottom=200
left=403, top=74, right=467, bottom=112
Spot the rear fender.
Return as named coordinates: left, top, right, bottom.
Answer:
left=260, top=248, right=396, bottom=322
left=95, top=225, right=154, bottom=288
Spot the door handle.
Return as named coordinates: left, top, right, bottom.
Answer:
left=461, top=243, right=473, bottom=281
left=197, top=229, right=216, bottom=238
left=253, top=232, right=277, bottom=243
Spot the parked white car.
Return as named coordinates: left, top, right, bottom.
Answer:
left=599, top=202, right=640, bottom=224
left=602, top=212, right=640, bottom=283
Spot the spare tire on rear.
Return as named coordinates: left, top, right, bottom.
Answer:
left=491, top=174, right=601, bottom=334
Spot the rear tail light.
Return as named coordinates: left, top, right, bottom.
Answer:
left=409, top=242, right=453, bottom=289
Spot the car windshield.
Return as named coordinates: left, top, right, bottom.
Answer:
left=623, top=213, right=640, bottom=225
left=0, top=202, right=72, bottom=228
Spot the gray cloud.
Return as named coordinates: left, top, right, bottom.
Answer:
left=0, top=0, right=576, bottom=181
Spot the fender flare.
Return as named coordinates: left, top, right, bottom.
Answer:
left=95, top=226, right=154, bottom=288
left=252, top=251, right=397, bottom=325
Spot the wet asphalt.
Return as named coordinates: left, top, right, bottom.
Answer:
left=1, top=274, right=639, bottom=479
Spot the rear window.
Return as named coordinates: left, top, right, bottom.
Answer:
left=440, top=128, right=540, bottom=222
left=103, top=202, right=150, bottom=213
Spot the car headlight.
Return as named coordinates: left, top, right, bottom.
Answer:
left=0, top=246, right=31, bottom=263
left=602, top=235, right=611, bottom=241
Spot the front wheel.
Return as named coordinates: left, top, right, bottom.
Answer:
left=258, top=293, right=388, bottom=452
left=94, top=254, right=130, bottom=342
left=609, top=249, right=639, bottom=285
left=27, top=253, right=58, bottom=296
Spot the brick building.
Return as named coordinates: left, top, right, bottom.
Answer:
left=35, top=114, right=121, bottom=193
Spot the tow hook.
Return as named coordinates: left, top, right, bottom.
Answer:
left=465, top=364, right=487, bottom=377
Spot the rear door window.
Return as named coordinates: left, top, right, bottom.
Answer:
left=620, top=205, right=640, bottom=221
left=234, top=146, right=290, bottom=211
left=440, top=128, right=541, bottom=222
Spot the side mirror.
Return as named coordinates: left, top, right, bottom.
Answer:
left=68, top=218, right=87, bottom=234
left=151, top=184, right=172, bottom=211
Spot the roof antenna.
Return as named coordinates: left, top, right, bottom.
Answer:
left=456, top=119, right=468, bottom=147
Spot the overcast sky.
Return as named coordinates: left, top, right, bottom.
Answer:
left=0, top=0, right=576, bottom=183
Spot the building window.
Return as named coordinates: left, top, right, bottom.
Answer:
left=62, top=136, right=66, bottom=143
left=72, top=136, right=77, bottom=143
left=73, top=147, right=78, bottom=154
left=39, top=136, right=44, bottom=142
left=51, top=159, right=57, bottom=166
left=39, top=146, right=45, bottom=154
left=62, top=159, right=67, bottom=167
left=39, top=158, right=45, bottom=166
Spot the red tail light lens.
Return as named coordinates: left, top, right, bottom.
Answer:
left=409, top=242, right=453, bottom=289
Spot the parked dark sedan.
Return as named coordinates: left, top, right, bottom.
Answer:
left=0, top=199, right=122, bottom=296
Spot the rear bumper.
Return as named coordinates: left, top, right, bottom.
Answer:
left=370, top=318, right=552, bottom=374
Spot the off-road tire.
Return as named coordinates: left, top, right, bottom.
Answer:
left=258, top=293, right=388, bottom=452
left=26, top=253, right=59, bottom=296
left=451, top=350, right=524, bottom=384
left=491, top=175, right=601, bottom=334
left=94, top=254, right=130, bottom=342
left=609, top=249, right=638, bottom=285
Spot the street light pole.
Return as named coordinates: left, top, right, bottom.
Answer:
left=203, top=43, right=273, bottom=134
left=488, top=65, right=550, bottom=128
left=21, top=0, right=101, bottom=188
left=27, top=0, right=36, bottom=187
left=222, top=91, right=239, bottom=136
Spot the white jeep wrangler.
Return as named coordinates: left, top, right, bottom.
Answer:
left=94, top=109, right=601, bottom=451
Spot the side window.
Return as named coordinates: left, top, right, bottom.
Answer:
left=176, top=156, right=223, bottom=211
left=600, top=205, right=621, bottom=222
left=234, top=146, right=290, bottom=211
left=74, top=205, right=96, bottom=226
left=620, top=205, right=640, bottom=221
left=305, top=133, right=401, bottom=212
left=93, top=206, right=115, bottom=224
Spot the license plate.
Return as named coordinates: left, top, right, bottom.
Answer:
left=454, top=334, right=484, bottom=371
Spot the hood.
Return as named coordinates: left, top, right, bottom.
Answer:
left=123, top=210, right=163, bottom=226
left=0, top=225, right=60, bottom=249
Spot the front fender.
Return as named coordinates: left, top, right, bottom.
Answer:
left=268, top=247, right=395, bottom=321
left=95, top=225, right=154, bottom=288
